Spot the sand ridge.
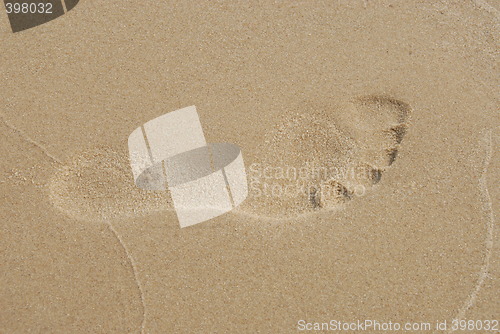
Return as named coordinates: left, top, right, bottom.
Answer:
left=448, top=129, right=496, bottom=333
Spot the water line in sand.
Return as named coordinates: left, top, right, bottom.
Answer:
left=1, top=114, right=147, bottom=334
left=448, top=129, right=495, bottom=333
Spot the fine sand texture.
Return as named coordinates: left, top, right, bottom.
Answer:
left=1, top=1, right=499, bottom=333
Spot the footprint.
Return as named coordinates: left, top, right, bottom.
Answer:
left=49, top=96, right=411, bottom=223
left=331, top=95, right=411, bottom=167
left=49, top=147, right=173, bottom=222
left=240, top=95, right=411, bottom=218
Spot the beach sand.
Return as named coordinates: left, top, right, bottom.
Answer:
left=1, top=0, right=498, bottom=332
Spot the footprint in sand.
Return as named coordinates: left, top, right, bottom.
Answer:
left=49, top=147, right=173, bottom=222
left=240, top=95, right=412, bottom=218
left=49, top=95, right=410, bottom=223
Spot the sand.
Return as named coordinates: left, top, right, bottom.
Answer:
left=1, top=0, right=499, bottom=333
